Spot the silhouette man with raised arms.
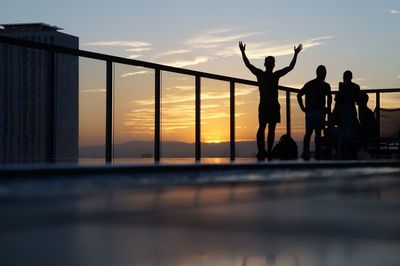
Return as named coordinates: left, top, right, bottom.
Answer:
left=239, top=41, right=302, bottom=160
left=297, top=65, right=332, bottom=160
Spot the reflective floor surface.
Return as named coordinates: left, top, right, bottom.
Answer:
left=1, top=162, right=399, bottom=266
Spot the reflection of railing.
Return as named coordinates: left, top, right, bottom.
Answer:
left=1, top=35, right=399, bottom=163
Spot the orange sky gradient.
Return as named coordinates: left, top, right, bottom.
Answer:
left=78, top=59, right=399, bottom=148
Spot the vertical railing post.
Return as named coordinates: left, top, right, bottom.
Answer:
left=195, top=75, right=201, bottom=161
left=376, top=92, right=381, bottom=138
left=154, top=69, right=161, bottom=162
left=105, top=60, right=113, bottom=164
left=286, top=90, right=291, bottom=137
left=230, top=81, right=235, bottom=161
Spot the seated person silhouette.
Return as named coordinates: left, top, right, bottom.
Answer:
left=357, top=91, right=378, bottom=140
left=297, top=65, right=332, bottom=160
left=239, top=41, right=302, bottom=160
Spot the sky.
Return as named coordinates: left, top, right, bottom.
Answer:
left=1, top=0, right=400, bottom=147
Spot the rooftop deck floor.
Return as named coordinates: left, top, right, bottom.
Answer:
left=1, top=161, right=400, bottom=266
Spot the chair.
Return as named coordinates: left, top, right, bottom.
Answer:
left=365, top=108, right=400, bottom=159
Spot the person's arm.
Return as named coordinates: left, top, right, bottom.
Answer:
left=239, top=41, right=259, bottom=76
left=338, top=82, right=344, bottom=92
left=326, top=84, right=332, bottom=114
left=275, top=44, right=303, bottom=77
left=297, top=86, right=306, bottom=112
left=354, top=84, right=361, bottom=103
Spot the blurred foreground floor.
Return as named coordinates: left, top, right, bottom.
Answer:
left=1, top=162, right=400, bottom=266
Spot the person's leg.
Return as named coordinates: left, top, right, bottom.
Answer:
left=315, top=129, right=322, bottom=159
left=302, top=129, right=312, bottom=160
left=257, top=121, right=267, bottom=159
left=302, top=111, right=312, bottom=160
left=267, top=122, right=276, bottom=155
left=314, top=110, right=325, bottom=159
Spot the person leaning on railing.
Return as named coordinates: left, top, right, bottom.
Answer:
left=297, top=65, right=332, bottom=160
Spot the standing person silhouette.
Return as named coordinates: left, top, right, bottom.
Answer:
left=337, top=70, right=360, bottom=138
left=239, top=41, right=302, bottom=160
left=297, top=65, right=332, bottom=160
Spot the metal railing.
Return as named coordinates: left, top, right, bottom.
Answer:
left=0, top=35, right=399, bottom=163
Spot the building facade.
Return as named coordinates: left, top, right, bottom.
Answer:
left=0, top=23, right=78, bottom=163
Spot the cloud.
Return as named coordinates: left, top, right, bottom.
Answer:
left=83, top=41, right=152, bottom=60
left=124, top=104, right=196, bottom=132
left=127, top=54, right=142, bottom=59
left=165, top=77, right=190, bottom=81
left=165, top=85, right=194, bottom=91
left=120, top=70, right=149, bottom=78
left=80, top=88, right=106, bottom=93
left=133, top=95, right=192, bottom=106
left=186, top=28, right=258, bottom=48
left=83, top=41, right=151, bottom=47
left=387, top=9, right=400, bottom=14
left=156, top=49, right=193, bottom=57
left=201, top=112, right=230, bottom=120
left=132, top=87, right=256, bottom=107
left=132, top=99, right=155, bottom=106
left=123, top=86, right=257, bottom=135
left=150, top=28, right=259, bottom=68
left=153, top=47, right=207, bottom=68
left=206, top=27, right=242, bottom=34
left=181, top=30, right=332, bottom=62
left=161, top=56, right=209, bottom=67
left=125, top=47, right=152, bottom=52
left=124, top=105, right=231, bottom=134
left=218, top=36, right=333, bottom=58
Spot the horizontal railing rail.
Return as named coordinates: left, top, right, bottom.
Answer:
left=0, top=36, right=262, bottom=89
left=0, top=35, right=399, bottom=163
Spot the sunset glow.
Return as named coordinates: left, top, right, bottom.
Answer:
left=5, top=0, right=397, bottom=149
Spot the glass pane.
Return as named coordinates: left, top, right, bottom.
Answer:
left=277, top=90, right=288, bottom=140
left=78, top=58, right=106, bottom=164
left=235, top=84, right=258, bottom=158
left=114, top=64, right=154, bottom=164
left=381, top=92, right=399, bottom=109
left=201, top=79, right=230, bottom=159
left=379, top=92, right=399, bottom=138
left=291, top=94, right=306, bottom=156
left=161, top=72, right=195, bottom=160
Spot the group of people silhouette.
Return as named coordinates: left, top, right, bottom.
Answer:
left=239, top=41, right=377, bottom=160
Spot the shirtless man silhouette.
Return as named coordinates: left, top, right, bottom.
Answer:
left=297, top=65, right=332, bottom=160
left=239, top=41, right=302, bottom=160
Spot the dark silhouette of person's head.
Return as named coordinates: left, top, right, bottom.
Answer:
left=264, top=56, right=275, bottom=71
left=357, top=91, right=369, bottom=107
left=316, top=65, right=327, bottom=80
left=343, top=70, right=352, bottom=83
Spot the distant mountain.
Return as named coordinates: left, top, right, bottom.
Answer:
left=79, top=140, right=259, bottom=158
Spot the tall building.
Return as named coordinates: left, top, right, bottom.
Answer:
left=0, top=23, right=78, bottom=163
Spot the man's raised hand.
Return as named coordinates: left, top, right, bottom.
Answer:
left=239, top=41, right=246, bottom=53
left=294, top=44, right=303, bottom=54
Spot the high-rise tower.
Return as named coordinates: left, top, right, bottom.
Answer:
left=0, top=23, right=78, bottom=163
